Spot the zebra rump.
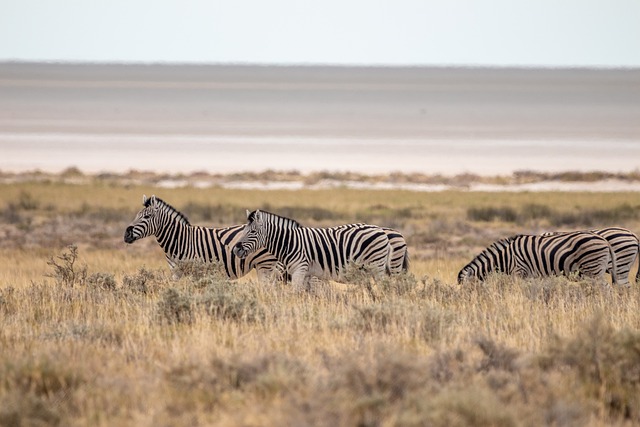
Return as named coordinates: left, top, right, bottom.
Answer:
left=124, top=195, right=282, bottom=282
left=458, top=231, right=618, bottom=285
left=382, top=227, right=410, bottom=274
left=542, top=227, right=639, bottom=286
left=592, top=227, right=639, bottom=286
left=233, top=209, right=393, bottom=287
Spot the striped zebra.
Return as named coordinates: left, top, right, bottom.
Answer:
left=232, top=209, right=393, bottom=288
left=382, top=227, right=410, bottom=274
left=457, top=231, right=618, bottom=286
left=124, top=195, right=283, bottom=282
left=543, top=227, right=639, bottom=286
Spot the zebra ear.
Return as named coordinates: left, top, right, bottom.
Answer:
left=143, top=195, right=157, bottom=208
left=254, top=210, right=263, bottom=223
left=246, top=209, right=251, bottom=220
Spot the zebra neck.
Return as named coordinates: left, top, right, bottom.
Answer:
left=265, top=226, right=294, bottom=262
left=473, top=244, right=510, bottom=277
left=156, top=216, right=192, bottom=258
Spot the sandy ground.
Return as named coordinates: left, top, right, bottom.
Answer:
left=0, top=63, right=639, bottom=176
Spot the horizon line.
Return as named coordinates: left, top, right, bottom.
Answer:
left=1, top=59, right=639, bottom=72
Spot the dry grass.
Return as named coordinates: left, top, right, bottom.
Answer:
left=1, top=178, right=640, bottom=426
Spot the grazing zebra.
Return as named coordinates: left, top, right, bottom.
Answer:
left=382, top=227, right=410, bottom=274
left=232, top=209, right=392, bottom=288
left=543, top=227, right=639, bottom=286
left=457, top=231, right=619, bottom=286
left=124, top=195, right=283, bottom=282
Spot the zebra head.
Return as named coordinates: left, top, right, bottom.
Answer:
left=124, top=195, right=162, bottom=243
left=457, top=237, right=513, bottom=284
left=233, top=209, right=266, bottom=259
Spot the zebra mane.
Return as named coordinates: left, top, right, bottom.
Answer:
left=147, top=196, right=191, bottom=226
left=481, top=236, right=514, bottom=255
left=249, top=210, right=301, bottom=228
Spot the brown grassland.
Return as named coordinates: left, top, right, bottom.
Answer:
left=1, top=175, right=640, bottom=426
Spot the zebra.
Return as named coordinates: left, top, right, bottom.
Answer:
left=542, top=227, right=639, bottom=287
left=232, top=209, right=393, bottom=288
left=124, top=195, right=283, bottom=282
left=382, top=227, right=410, bottom=274
left=457, top=231, right=619, bottom=286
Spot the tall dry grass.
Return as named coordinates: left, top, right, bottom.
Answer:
left=1, top=246, right=640, bottom=426
left=1, top=180, right=640, bottom=425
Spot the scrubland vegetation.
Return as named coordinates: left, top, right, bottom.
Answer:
left=1, top=172, right=640, bottom=426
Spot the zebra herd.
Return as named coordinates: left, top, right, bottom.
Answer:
left=124, top=195, right=408, bottom=287
left=124, top=195, right=640, bottom=288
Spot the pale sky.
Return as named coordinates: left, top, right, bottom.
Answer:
left=1, top=0, right=639, bottom=67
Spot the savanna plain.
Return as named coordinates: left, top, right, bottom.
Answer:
left=2, top=172, right=640, bottom=427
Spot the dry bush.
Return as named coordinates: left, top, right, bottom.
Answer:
left=353, top=300, right=456, bottom=343
left=408, top=386, right=518, bottom=427
left=0, top=354, right=85, bottom=427
left=1, top=356, right=84, bottom=397
left=172, top=259, right=229, bottom=283
left=122, top=266, right=167, bottom=295
left=542, top=313, right=640, bottom=422
left=154, top=261, right=264, bottom=325
left=165, top=352, right=306, bottom=410
left=467, top=202, right=640, bottom=228
left=86, top=272, right=117, bottom=291
left=156, top=287, right=194, bottom=324
left=198, top=284, right=265, bottom=324
left=0, top=394, right=61, bottom=427
left=467, top=206, right=519, bottom=223
left=45, top=245, right=87, bottom=288
left=0, top=286, right=16, bottom=317
left=475, top=336, right=520, bottom=373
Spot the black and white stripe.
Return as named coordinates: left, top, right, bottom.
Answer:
left=124, top=195, right=282, bottom=282
left=382, top=227, right=410, bottom=274
left=233, top=210, right=392, bottom=287
left=543, top=227, right=639, bottom=286
left=458, top=231, right=619, bottom=285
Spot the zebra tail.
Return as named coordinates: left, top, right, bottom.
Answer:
left=608, top=242, right=619, bottom=286
left=402, top=249, right=410, bottom=272
left=636, top=240, right=640, bottom=284
left=385, top=241, right=393, bottom=276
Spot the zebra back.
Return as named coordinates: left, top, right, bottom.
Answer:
left=512, top=231, right=615, bottom=282
left=459, top=231, right=616, bottom=284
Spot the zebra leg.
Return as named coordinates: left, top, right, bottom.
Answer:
left=290, top=268, right=310, bottom=291
left=255, top=263, right=288, bottom=284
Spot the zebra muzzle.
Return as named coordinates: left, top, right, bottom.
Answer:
left=233, top=243, right=248, bottom=258
left=124, top=226, right=136, bottom=244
